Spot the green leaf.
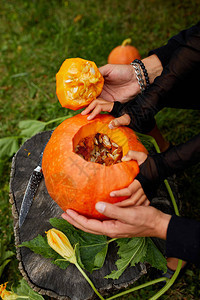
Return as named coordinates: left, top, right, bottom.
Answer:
left=142, top=238, right=167, bottom=273
left=0, top=241, right=14, bottom=277
left=18, top=120, right=46, bottom=137
left=0, top=241, right=15, bottom=262
left=0, top=259, right=11, bottom=278
left=49, top=218, right=108, bottom=272
left=105, top=237, right=147, bottom=280
left=0, top=137, right=19, bottom=159
left=14, top=278, right=44, bottom=300
left=20, top=219, right=108, bottom=273
left=20, top=234, right=69, bottom=269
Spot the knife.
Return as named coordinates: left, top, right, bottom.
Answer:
left=19, top=132, right=53, bottom=228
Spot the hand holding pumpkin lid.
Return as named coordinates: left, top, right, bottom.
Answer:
left=56, top=58, right=104, bottom=110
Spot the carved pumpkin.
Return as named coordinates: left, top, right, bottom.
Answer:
left=56, top=58, right=104, bottom=110
left=42, top=114, right=147, bottom=220
left=108, top=38, right=141, bottom=64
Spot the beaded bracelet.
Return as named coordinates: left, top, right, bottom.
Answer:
left=131, top=62, right=145, bottom=93
left=131, top=59, right=150, bottom=88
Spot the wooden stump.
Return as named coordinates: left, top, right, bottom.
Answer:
left=9, top=131, right=179, bottom=300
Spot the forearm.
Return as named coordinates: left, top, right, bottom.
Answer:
left=111, top=23, right=200, bottom=131
left=149, top=21, right=200, bottom=67
left=135, top=133, right=200, bottom=200
left=166, top=215, right=200, bottom=263
left=153, top=210, right=171, bottom=240
left=142, top=54, right=163, bottom=84
left=154, top=134, right=200, bottom=179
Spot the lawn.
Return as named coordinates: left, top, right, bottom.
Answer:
left=0, top=0, right=200, bottom=299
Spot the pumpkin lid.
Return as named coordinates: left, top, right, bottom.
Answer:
left=56, top=58, right=104, bottom=110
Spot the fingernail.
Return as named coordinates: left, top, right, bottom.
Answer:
left=95, top=202, right=106, bottom=213
left=110, top=192, right=115, bottom=197
left=87, top=115, right=92, bottom=120
left=108, top=122, right=114, bottom=129
left=121, top=156, right=127, bottom=161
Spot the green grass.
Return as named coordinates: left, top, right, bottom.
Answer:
left=0, top=0, right=200, bottom=298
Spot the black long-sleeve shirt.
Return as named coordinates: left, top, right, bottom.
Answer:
left=110, top=22, right=200, bottom=263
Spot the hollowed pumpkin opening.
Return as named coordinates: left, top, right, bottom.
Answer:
left=73, top=121, right=130, bottom=166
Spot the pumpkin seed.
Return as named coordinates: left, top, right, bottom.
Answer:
left=107, top=153, right=115, bottom=160
left=75, top=133, right=122, bottom=166
left=112, top=148, right=118, bottom=156
left=90, top=67, right=95, bottom=75
left=112, top=142, right=119, bottom=148
left=102, top=135, right=111, bottom=148
left=73, top=87, right=78, bottom=93
left=98, top=135, right=103, bottom=143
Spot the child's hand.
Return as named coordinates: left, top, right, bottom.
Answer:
left=111, top=151, right=149, bottom=207
left=81, top=98, right=131, bottom=129
left=81, top=98, right=114, bottom=120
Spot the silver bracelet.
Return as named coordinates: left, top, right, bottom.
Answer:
left=131, top=62, right=145, bottom=93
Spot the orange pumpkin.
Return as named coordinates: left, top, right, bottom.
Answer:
left=56, top=58, right=104, bottom=110
left=42, top=114, right=147, bottom=220
left=108, top=38, right=141, bottom=64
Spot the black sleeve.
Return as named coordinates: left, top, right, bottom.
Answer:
left=149, top=21, right=200, bottom=67
left=135, top=134, right=200, bottom=199
left=110, top=22, right=200, bottom=134
left=166, top=215, right=200, bottom=264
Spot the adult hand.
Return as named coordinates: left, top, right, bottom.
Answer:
left=110, top=150, right=148, bottom=207
left=98, top=64, right=140, bottom=103
left=62, top=203, right=171, bottom=239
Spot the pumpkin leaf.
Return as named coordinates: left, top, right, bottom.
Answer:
left=14, top=278, right=45, bottom=300
left=20, top=219, right=108, bottom=273
left=18, top=120, right=46, bottom=137
left=141, top=238, right=167, bottom=273
left=0, top=136, right=19, bottom=159
left=105, top=237, right=167, bottom=280
left=49, top=218, right=108, bottom=272
left=105, top=237, right=147, bottom=280
left=20, top=234, right=69, bottom=269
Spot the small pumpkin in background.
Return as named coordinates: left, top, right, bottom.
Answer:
left=56, top=58, right=104, bottom=110
left=108, top=38, right=141, bottom=64
left=42, top=114, right=147, bottom=220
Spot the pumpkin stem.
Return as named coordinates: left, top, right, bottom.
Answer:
left=121, top=38, right=132, bottom=46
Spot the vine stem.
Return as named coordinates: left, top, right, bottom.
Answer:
left=45, top=115, right=72, bottom=125
left=75, top=262, right=105, bottom=300
left=106, top=277, right=168, bottom=300
left=149, top=259, right=182, bottom=300
left=107, top=238, right=118, bottom=244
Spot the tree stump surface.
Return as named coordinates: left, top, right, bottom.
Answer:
left=9, top=131, right=180, bottom=300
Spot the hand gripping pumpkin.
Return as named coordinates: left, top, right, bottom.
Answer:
left=42, top=114, right=147, bottom=220
left=56, top=58, right=104, bottom=110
